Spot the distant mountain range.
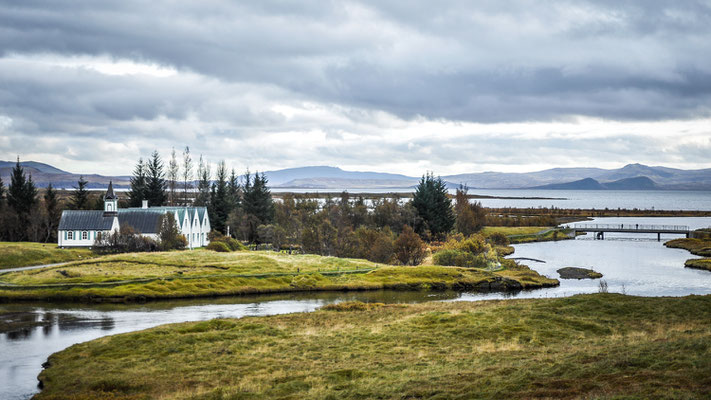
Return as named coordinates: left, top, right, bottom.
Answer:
left=2, top=161, right=711, bottom=191
left=0, top=161, right=130, bottom=189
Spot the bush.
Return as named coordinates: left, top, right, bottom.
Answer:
left=486, top=232, right=510, bottom=246
left=207, top=230, right=247, bottom=252
left=93, top=224, right=160, bottom=253
left=433, top=233, right=500, bottom=269
left=393, top=225, right=426, bottom=266
left=206, top=241, right=231, bottom=252
left=432, top=249, right=460, bottom=266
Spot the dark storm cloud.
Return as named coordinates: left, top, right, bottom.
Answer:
left=1, top=0, right=710, bottom=123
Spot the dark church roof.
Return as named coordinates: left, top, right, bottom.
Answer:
left=59, top=209, right=163, bottom=234
left=58, top=210, right=116, bottom=231
left=117, top=210, right=162, bottom=234
left=104, top=181, right=118, bottom=200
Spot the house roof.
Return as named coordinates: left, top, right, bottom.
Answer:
left=104, top=181, right=118, bottom=200
left=59, top=206, right=208, bottom=234
left=117, top=210, right=163, bottom=234
left=59, top=210, right=116, bottom=231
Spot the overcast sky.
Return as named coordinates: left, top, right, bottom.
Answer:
left=1, top=1, right=710, bottom=176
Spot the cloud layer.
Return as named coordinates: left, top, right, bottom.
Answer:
left=0, top=1, right=710, bottom=175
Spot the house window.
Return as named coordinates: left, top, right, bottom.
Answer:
left=82, top=231, right=88, bottom=240
left=67, top=231, right=74, bottom=240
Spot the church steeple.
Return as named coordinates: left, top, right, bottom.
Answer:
left=104, top=181, right=118, bottom=215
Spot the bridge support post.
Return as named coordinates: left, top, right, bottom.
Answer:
left=657, top=233, right=661, bottom=242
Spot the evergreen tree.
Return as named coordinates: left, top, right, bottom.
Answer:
left=70, top=175, right=90, bottom=210
left=145, top=150, right=167, bottom=207
left=44, top=183, right=60, bottom=242
left=208, top=161, right=231, bottom=234
left=194, top=155, right=211, bottom=206
left=182, top=146, right=193, bottom=206
left=7, top=158, right=36, bottom=216
left=243, top=172, right=274, bottom=225
left=228, top=168, right=241, bottom=211
left=0, top=175, right=4, bottom=209
left=167, top=147, right=179, bottom=206
left=411, top=172, right=454, bottom=239
left=128, top=158, right=147, bottom=207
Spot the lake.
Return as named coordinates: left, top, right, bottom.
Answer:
left=1, top=216, right=710, bottom=399
left=271, top=188, right=711, bottom=211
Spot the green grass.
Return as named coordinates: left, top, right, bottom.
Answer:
left=665, top=238, right=711, bottom=257
left=665, top=238, right=711, bottom=272
left=685, top=258, right=711, bottom=271
left=480, top=226, right=552, bottom=236
left=0, top=242, right=95, bottom=270
left=36, top=293, right=711, bottom=399
left=0, top=250, right=557, bottom=302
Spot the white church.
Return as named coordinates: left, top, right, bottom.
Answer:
left=58, top=182, right=210, bottom=248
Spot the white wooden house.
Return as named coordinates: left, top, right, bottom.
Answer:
left=58, top=182, right=211, bottom=248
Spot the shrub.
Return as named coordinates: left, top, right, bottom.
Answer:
left=207, top=230, right=247, bottom=252
left=93, top=224, right=160, bottom=253
left=393, top=225, right=426, bottom=266
left=487, top=232, right=510, bottom=246
left=432, top=249, right=460, bottom=266
left=206, top=241, right=231, bottom=252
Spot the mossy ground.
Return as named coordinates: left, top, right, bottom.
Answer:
left=36, top=294, right=711, bottom=400
left=685, top=258, right=711, bottom=271
left=665, top=238, right=711, bottom=272
left=0, top=250, right=557, bottom=302
left=0, top=242, right=95, bottom=269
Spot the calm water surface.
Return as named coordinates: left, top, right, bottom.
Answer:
left=271, top=189, right=711, bottom=211
left=2, top=216, right=710, bottom=399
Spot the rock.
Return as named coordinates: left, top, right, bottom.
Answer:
left=557, top=267, right=603, bottom=280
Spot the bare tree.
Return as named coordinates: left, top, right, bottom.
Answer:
left=168, top=147, right=179, bottom=206
left=182, top=146, right=193, bottom=205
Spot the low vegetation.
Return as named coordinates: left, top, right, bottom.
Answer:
left=36, top=294, right=711, bottom=399
left=665, top=235, right=711, bottom=272
left=0, top=242, right=95, bottom=270
left=557, top=267, right=603, bottom=280
left=0, top=250, right=557, bottom=302
left=665, top=237, right=711, bottom=257
left=685, top=258, right=711, bottom=272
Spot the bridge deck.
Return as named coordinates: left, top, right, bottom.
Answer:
left=568, top=224, right=690, bottom=241
left=569, top=224, right=690, bottom=234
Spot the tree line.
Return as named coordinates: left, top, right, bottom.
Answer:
left=1, top=150, right=537, bottom=266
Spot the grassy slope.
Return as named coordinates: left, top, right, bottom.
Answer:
left=0, top=242, right=95, bottom=270
left=37, top=294, right=711, bottom=400
left=481, top=226, right=552, bottom=236
left=0, top=250, right=557, bottom=301
left=665, top=238, right=711, bottom=272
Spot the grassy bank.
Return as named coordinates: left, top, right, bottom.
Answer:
left=665, top=238, right=711, bottom=272
left=36, top=293, right=711, bottom=399
left=0, top=242, right=95, bottom=270
left=665, top=238, right=711, bottom=257
left=685, top=258, right=711, bottom=271
left=0, top=250, right=557, bottom=302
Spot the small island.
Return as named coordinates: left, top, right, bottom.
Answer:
left=557, top=267, right=603, bottom=280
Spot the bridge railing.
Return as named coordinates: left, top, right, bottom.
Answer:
left=568, top=224, right=689, bottom=231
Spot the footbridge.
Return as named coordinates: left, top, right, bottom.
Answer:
left=569, top=224, right=690, bottom=241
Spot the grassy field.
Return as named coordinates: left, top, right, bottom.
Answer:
left=0, top=242, right=95, bottom=270
left=36, top=293, right=711, bottom=399
left=0, top=250, right=557, bottom=302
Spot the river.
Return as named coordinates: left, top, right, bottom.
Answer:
left=1, top=216, right=710, bottom=399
